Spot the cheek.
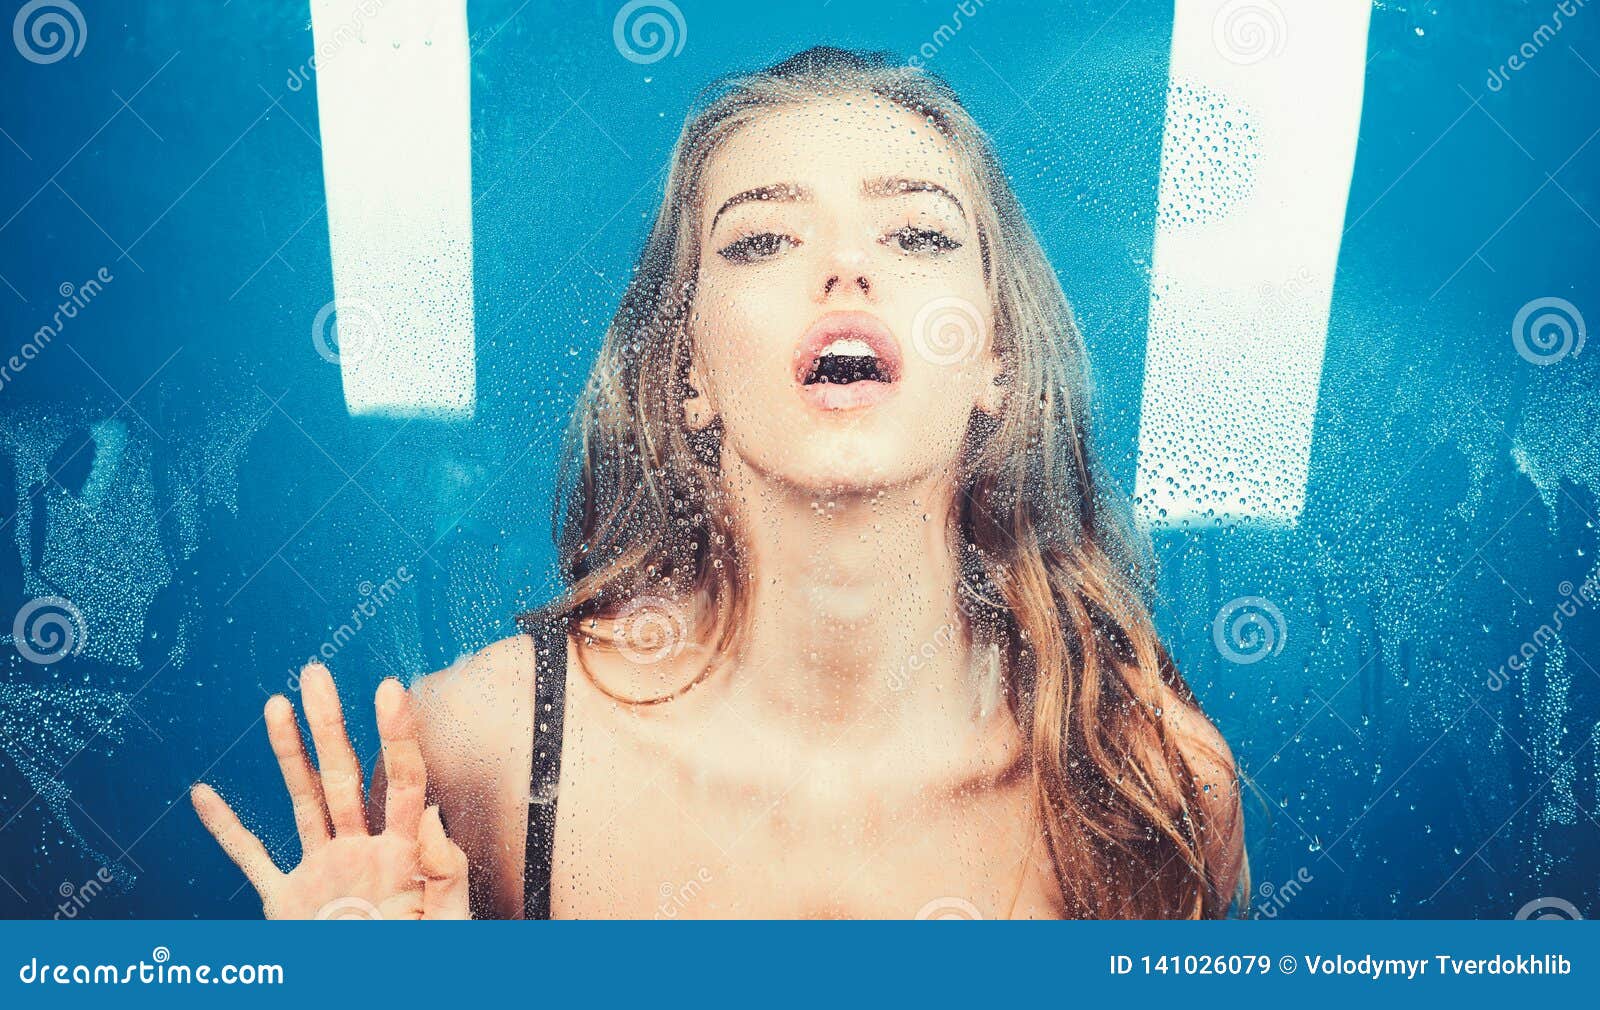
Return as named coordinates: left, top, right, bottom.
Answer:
left=692, top=266, right=809, bottom=385
left=887, top=249, right=989, bottom=334
left=894, top=270, right=994, bottom=387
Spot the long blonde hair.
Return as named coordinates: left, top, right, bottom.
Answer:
left=546, top=46, right=1241, bottom=918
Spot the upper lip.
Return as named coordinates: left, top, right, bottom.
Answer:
left=792, top=311, right=903, bottom=384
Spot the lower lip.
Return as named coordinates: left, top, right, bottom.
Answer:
left=795, top=378, right=898, bottom=411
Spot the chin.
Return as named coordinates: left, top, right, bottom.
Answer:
left=745, top=432, right=950, bottom=498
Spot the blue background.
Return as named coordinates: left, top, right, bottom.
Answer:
left=0, top=0, right=1596, bottom=918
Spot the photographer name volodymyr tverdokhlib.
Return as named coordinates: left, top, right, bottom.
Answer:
left=1303, top=953, right=1572, bottom=979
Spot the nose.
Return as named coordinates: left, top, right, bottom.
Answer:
left=817, top=243, right=874, bottom=301
left=821, top=273, right=871, bottom=298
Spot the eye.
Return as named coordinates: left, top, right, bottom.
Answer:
left=717, top=232, right=798, bottom=264
left=884, top=225, right=961, bottom=255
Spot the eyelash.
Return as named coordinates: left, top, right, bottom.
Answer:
left=715, top=226, right=962, bottom=264
left=884, top=225, right=962, bottom=255
left=717, top=232, right=797, bottom=264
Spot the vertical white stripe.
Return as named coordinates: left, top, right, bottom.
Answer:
left=1136, top=0, right=1370, bottom=527
left=311, top=0, right=476, bottom=419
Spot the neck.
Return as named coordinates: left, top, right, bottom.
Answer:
left=718, top=458, right=997, bottom=735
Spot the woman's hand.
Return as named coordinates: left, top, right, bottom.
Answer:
left=191, top=664, right=469, bottom=919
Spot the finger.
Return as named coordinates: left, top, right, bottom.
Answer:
left=418, top=805, right=470, bottom=919
left=374, top=678, right=427, bottom=841
left=190, top=783, right=282, bottom=896
left=264, top=695, right=332, bottom=852
left=299, top=662, right=368, bottom=836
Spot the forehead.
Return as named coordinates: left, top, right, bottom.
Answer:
left=701, top=96, right=968, bottom=207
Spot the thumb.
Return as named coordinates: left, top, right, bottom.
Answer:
left=418, top=805, right=470, bottom=919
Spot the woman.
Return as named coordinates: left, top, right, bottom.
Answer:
left=192, top=46, right=1244, bottom=919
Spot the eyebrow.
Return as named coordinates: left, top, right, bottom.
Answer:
left=709, top=182, right=809, bottom=235
left=863, top=176, right=966, bottom=216
left=708, top=176, right=968, bottom=236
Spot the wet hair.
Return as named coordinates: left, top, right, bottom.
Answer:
left=544, top=46, right=1244, bottom=918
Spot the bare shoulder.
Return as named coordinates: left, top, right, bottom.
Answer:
left=410, top=633, right=537, bottom=766
left=1164, top=694, right=1246, bottom=904
left=1165, top=698, right=1237, bottom=795
left=409, top=632, right=541, bottom=917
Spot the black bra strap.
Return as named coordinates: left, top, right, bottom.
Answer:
left=519, top=610, right=569, bottom=920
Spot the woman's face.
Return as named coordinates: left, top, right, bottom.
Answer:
left=689, top=96, right=1000, bottom=496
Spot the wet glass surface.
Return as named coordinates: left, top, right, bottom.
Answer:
left=0, top=1, right=1596, bottom=919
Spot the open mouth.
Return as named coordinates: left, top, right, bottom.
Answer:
left=803, top=339, right=891, bottom=386
left=792, top=312, right=902, bottom=411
